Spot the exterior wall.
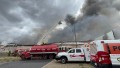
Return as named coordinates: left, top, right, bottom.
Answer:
left=59, top=44, right=84, bottom=48
left=0, top=46, right=31, bottom=53
left=16, top=46, right=31, bottom=50
left=56, top=42, right=89, bottom=49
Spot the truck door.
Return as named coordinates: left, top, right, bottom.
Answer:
left=75, top=49, right=85, bottom=61
left=67, top=49, right=84, bottom=61
left=67, top=49, right=76, bottom=61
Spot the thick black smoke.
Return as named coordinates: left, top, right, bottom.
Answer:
left=48, top=0, right=120, bottom=42
left=0, top=0, right=82, bottom=45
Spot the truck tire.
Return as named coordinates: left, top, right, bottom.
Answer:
left=27, top=57, right=31, bottom=60
left=61, top=57, right=67, bottom=64
left=49, top=55, right=54, bottom=59
left=43, top=55, right=47, bottom=59
left=21, top=55, right=26, bottom=60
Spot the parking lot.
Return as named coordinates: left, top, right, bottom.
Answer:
left=0, top=58, right=94, bottom=68
left=42, top=60, right=94, bottom=68
left=0, top=59, right=52, bottom=68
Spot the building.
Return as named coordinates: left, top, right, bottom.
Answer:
left=55, top=41, right=90, bottom=48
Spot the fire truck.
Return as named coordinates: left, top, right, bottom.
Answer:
left=19, top=43, right=69, bottom=60
left=90, top=40, right=120, bottom=68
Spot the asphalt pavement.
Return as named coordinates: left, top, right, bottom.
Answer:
left=0, top=59, right=52, bottom=68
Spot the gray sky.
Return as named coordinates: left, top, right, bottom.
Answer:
left=2, top=0, right=120, bottom=45
left=48, top=0, right=120, bottom=42
left=0, top=0, right=84, bottom=44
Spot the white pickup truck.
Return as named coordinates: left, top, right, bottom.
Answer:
left=55, top=47, right=90, bottom=64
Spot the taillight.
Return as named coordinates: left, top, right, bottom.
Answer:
left=99, top=56, right=105, bottom=62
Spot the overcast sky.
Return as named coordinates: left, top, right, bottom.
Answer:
left=0, top=0, right=84, bottom=45
left=48, top=0, right=120, bottom=43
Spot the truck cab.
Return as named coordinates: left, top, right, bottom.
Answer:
left=55, top=48, right=90, bottom=64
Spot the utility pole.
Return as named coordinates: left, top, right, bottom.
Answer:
left=65, top=14, right=78, bottom=48
left=73, top=24, right=77, bottom=48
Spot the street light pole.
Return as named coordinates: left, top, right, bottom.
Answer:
left=65, top=14, right=78, bottom=48
left=73, top=24, right=77, bottom=48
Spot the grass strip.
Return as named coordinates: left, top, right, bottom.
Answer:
left=0, top=57, right=20, bottom=62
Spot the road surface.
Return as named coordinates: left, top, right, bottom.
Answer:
left=0, top=60, right=52, bottom=68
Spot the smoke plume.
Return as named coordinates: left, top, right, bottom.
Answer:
left=0, top=0, right=82, bottom=45
left=48, top=0, right=120, bottom=42
left=1, top=0, right=120, bottom=44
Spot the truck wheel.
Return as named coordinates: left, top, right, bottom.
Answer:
left=61, top=57, right=67, bottom=64
left=39, top=55, right=42, bottom=59
left=49, top=55, right=54, bottom=59
left=21, top=55, right=25, bottom=60
left=43, top=55, right=47, bottom=59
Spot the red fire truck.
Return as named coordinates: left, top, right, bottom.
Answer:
left=19, top=43, right=69, bottom=60
left=90, top=40, right=120, bottom=68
